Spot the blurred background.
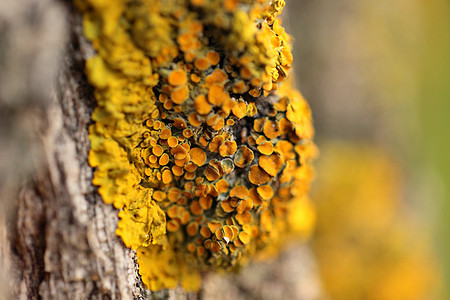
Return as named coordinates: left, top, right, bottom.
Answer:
left=0, top=0, right=447, bottom=298
left=286, top=0, right=449, bottom=299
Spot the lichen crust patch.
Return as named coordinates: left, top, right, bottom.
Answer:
left=77, top=0, right=316, bottom=291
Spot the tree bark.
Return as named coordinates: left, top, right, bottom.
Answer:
left=0, top=1, right=323, bottom=299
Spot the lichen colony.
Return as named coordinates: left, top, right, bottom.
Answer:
left=76, top=0, right=316, bottom=290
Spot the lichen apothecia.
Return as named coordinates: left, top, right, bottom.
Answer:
left=76, top=0, right=317, bottom=291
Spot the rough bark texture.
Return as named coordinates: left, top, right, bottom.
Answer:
left=0, top=1, right=323, bottom=299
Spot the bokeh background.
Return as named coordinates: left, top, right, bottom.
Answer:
left=286, top=0, right=449, bottom=299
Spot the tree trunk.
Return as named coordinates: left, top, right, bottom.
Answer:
left=0, top=1, right=322, bottom=299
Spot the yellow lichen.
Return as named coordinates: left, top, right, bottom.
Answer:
left=78, top=0, right=316, bottom=291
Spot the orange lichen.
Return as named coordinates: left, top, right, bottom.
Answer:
left=205, top=69, right=228, bottom=85
left=256, top=185, right=274, bottom=200
left=219, top=140, right=237, bottom=157
left=188, top=113, right=202, bottom=127
left=208, top=83, right=230, bottom=106
left=162, top=170, right=173, bottom=184
left=173, top=118, right=187, bottom=129
left=171, top=85, right=190, bottom=104
left=194, top=57, right=211, bottom=71
left=160, top=128, right=172, bottom=139
left=152, top=145, right=164, bottom=157
left=194, top=95, right=212, bottom=115
left=168, top=136, right=179, bottom=148
left=204, top=166, right=221, bottom=181
left=209, top=136, right=224, bottom=152
left=168, top=69, right=188, bottom=86
left=257, top=141, right=274, bottom=155
left=234, top=146, right=254, bottom=168
left=263, top=120, right=281, bottom=139
left=230, top=185, right=249, bottom=199
left=253, top=118, right=266, bottom=132
left=248, top=165, right=271, bottom=185
left=216, top=179, right=229, bottom=194
left=189, top=147, right=207, bottom=166
left=231, top=100, right=247, bottom=119
left=259, top=153, right=283, bottom=177
left=81, top=0, right=315, bottom=292
left=206, top=51, right=220, bottom=65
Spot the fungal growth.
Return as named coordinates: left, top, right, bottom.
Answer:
left=77, top=0, right=317, bottom=291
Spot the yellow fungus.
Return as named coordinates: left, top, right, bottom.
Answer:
left=209, top=136, right=224, bottom=152
left=187, top=243, right=196, bottom=253
left=240, top=66, right=252, bottom=79
left=226, top=119, right=235, bottom=126
left=172, top=165, right=184, bottom=177
left=211, top=118, right=225, bottom=131
left=236, top=198, right=253, bottom=214
left=200, top=226, right=211, bottom=238
left=167, top=188, right=181, bottom=203
left=167, top=220, right=180, bottom=232
left=173, top=118, right=187, bottom=129
left=149, top=155, right=158, bottom=164
left=249, top=88, right=261, bottom=97
left=211, top=241, right=221, bottom=253
left=163, top=99, right=173, bottom=110
left=190, top=73, right=201, bottom=83
left=255, top=135, right=267, bottom=145
left=197, top=246, right=206, bottom=257
left=279, top=117, right=293, bottom=134
left=184, top=172, right=195, bottom=180
left=184, top=162, right=197, bottom=173
left=221, top=200, right=234, bottom=213
left=153, top=191, right=166, bottom=202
